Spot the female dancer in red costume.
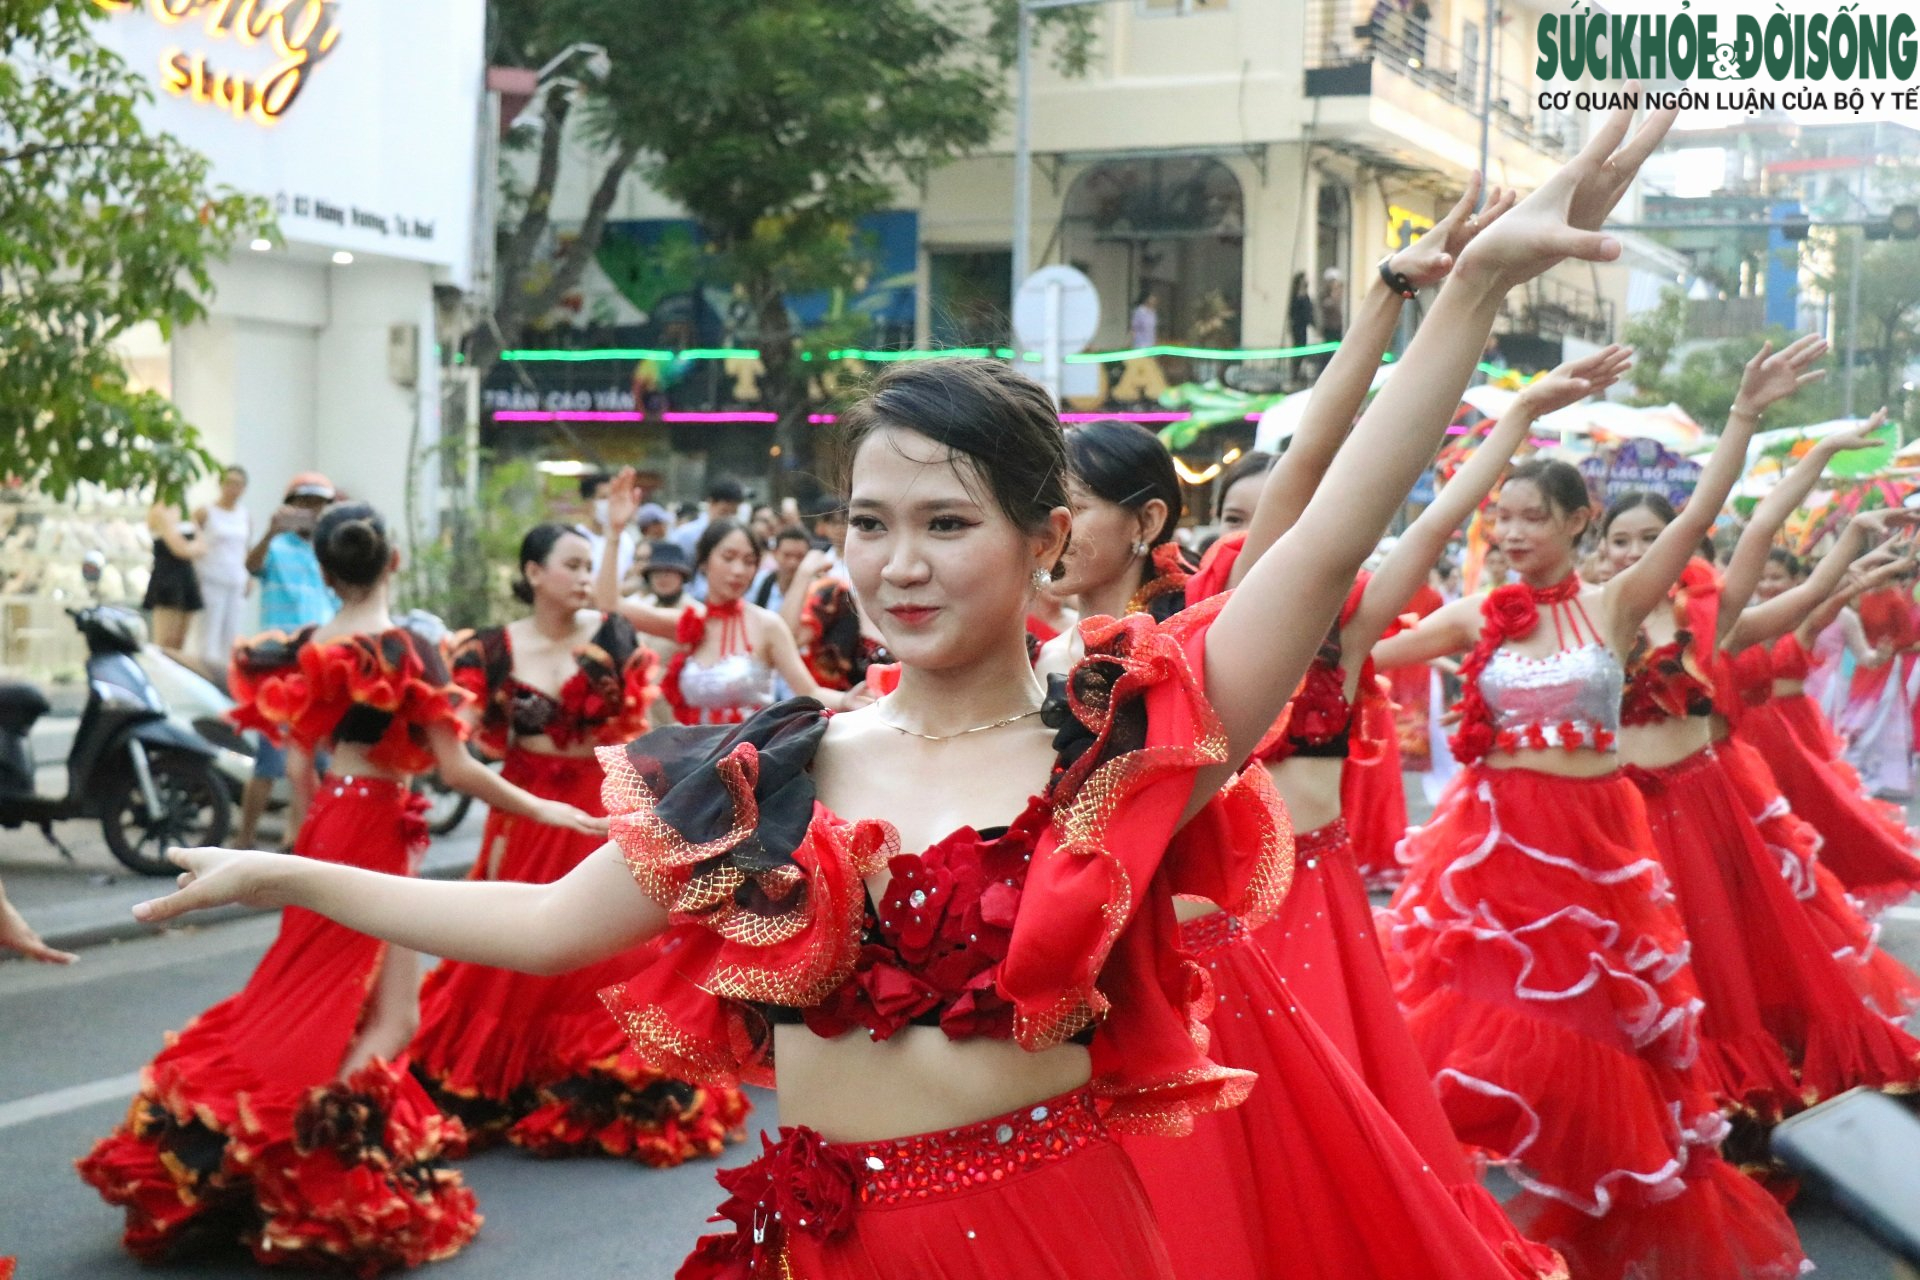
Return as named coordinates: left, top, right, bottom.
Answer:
left=139, top=107, right=1687, bottom=1277
left=80, top=504, right=605, bottom=1271
left=408, top=523, right=750, bottom=1161
left=1375, top=433, right=1808, bottom=1274
left=1595, top=384, right=1920, bottom=1127
left=1061, top=227, right=1581, bottom=1277
left=595, top=503, right=862, bottom=723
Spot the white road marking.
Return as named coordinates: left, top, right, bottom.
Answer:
left=0, top=1071, right=140, bottom=1130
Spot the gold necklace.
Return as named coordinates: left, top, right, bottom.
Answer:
left=875, top=704, right=1043, bottom=743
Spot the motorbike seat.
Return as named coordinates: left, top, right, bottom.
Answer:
left=0, top=681, right=51, bottom=735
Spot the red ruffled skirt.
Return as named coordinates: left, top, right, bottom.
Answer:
left=1714, top=734, right=1920, bottom=1025
left=1736, top=700, right=1920, bottom=914
left=1384, top=765, right=1807, bottom=1280
left=1626, top=748, right=1920, bottom=1118
left=1251, top=819, right=1559, bottom=1277
left=1773, top=691, right=1847, bottom=761
left=1343, top=709, right=1410, bottom=891
left=680, top=1090, right=1175, bottom=1279
left=1125, top=914, right=1564, bottom=1280
left=77, top=777, right=480, bottom=1274
left=408, top=750, right=748, bottom=1161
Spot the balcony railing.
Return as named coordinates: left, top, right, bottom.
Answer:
left=1303, top=0, right=1576, bottom=160
left=1504, top=276, right=1616, bottom=344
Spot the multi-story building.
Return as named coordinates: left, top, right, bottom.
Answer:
left=490, top=0, right=1680, bottom=490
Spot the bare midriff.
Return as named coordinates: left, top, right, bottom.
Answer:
left=1481, top=746, right=1620, bottom=778
left=1617, top=716, right=1713, bottom=772
left=774, top=1024, right=1093, bottom=1142
left=1772, top=679, right=1805, bottom=699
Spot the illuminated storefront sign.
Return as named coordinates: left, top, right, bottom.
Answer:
left=91, top=0, right=339, bottom=125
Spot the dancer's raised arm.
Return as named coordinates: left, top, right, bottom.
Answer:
left=1202, top=103, right=1676, bottom=774
left=1729, top=504, right=1916, bottom=651
left=1717, top=411, right=1883, bottom=644
left=1601, top=335, right=1827, bottom=651
left=1346, top=346, right=1629, bottom=651
left=1231, top=177, right=1516, bottom=585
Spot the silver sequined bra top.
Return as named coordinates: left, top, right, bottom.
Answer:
left=1480, top=642, right=1623, bottom=750
left=677, top=653, right=775, bottom=723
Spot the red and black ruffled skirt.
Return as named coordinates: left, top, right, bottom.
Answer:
left=1735, top=699, right=1920, bottom=914
left=408, top=749, right=748, bottom=1162
left=1125, top=912, right=1565, bottom=1280
left=1626, top=747, right=1920, bottom=1120
left=680, top=1089, right=1175, bottom=1279
left=77, top=777, right=480, bottom=1273
left=1384, top=765, right=1807, bottom=1280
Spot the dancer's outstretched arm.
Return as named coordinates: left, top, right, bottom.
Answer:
left=136, top=837, right=661, bottom=975
left=1731, top=507, right=1916, bottom=650
left=1203, top=102, right=1677, bottom=784
left=1601, top=336, right=1827, bottom=653
left=1230, top=177, right=1516, bottom=586
left=1717, top=411, right=1884, bottom=645
left=1345, top=346, right=1630, bottom=653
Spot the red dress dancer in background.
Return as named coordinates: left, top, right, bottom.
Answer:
left=135, top=113, right=1687, bottom=1278
left=1838, top=578, right=1917, bottom=797
left=1376, top=443, right=1807, bottom=1278
left=81, top=504, right=602, bottom=1271
left=1600, top=438, right=1920, bottom=1129
left=1095, top=180, right=1569, bottom=1280
left=409, top=523, right=749, bottom=1161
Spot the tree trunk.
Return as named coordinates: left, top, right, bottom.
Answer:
left=752, top=279, right=808, bottom=502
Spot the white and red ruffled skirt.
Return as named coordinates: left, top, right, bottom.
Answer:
left=77, top=777, right=480, bottom=1273
left=1384, top=764, right=1807, bottom=1280
left=407, top=749, right=748, bottom=1162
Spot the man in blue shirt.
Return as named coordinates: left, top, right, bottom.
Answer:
left=235, top=472, right=338, bottom=848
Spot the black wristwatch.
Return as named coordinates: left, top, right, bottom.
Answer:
left=1378, top=254, right=1418, bottom=299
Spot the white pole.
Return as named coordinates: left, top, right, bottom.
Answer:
left=1012, top=0, right=1034, bottom=351
left=1043, top=279, right=1064, bottom=405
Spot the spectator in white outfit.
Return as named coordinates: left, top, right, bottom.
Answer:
left=193, top=465, right=252, bottom=671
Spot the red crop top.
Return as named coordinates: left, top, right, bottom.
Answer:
left=1726, top=643, right=1775, bottom=708
left=450, top=614, right=656, bottom=757
left=229, top=625, right=468, bottom=774
left=1769, top=633, right=1812, bottom=683
left=1620, top=630, right=1717, bottom=726
left=596, top=598, right=1294, bottom=1135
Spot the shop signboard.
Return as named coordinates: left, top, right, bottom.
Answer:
left=88, top=0, right=482, bottom=280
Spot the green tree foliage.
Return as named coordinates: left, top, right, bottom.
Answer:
left=1624, top=288, right=1847, bottom=432
left=1811, top=237, right=1920, bottom=426
left=484, top=0, right=1093, bottom=491
left=0, top=0, right=267, bottom=500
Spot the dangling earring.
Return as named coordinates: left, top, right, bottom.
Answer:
left=1031, top=567, right=1051, bottom=591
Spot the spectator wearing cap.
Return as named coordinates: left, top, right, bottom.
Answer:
left=636, top=502, right=670, bottom=543
left=668, top=477, right=746, bottom=601
left=236, top=472, right=338, bottom=849
left=639, top=540, right=694, bottom=608
left=575, top=472, right=640, bottom=584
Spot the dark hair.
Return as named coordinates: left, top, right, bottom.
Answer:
left=1064, top=419, right=1183, bottom=548
left=1599, top=490, right=1676, bottom=538
left=579, top=472, right=611, bottom=501
left=1504, top=458, right=1594, bottom=537
left=1290, top=272, right=1309, bottom=299
left=801, top=492, right=844, bottom=525
left=837, top=359, right=1068, bottom=556
left=773, top=524, right=812, bottom=547
left=695, top=517, right=754, bottom=570
left=1767, top=547, right=1801, bottom=576
left=512, top=522, right=585, bottom=605
left=312, top=502, right=391, bottom=590
left=707, top=477, right=745, bottom=505
left=1214, top=450, right=1277, bottom=519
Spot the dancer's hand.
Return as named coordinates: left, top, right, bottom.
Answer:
left=133, top=847, right=294, bottom=924
left=537, top=801, right=610, bottom=837
left=1813, top=408, right=1890, bottom=460
left=0, top=884, right=75, bottom=963
left=1389, top=173, right=1518, bottom=289
left=1732, top=336, right=1829, bottom=419
left=605, top=468, right=642, bottom=530
left=1454, top=96, right=1677, bottom=290
left=1515, top=344, right=1634, bottom=418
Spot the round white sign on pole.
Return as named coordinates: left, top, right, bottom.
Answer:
left=1012, top=265, right=1100, bottom=352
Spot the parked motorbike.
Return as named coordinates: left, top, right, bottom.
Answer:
left=0, top=607, right=233, bottom=875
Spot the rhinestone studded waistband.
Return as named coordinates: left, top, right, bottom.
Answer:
left=1177, top=911, right=1249, bottom=958
left=843, top=1088, right=1108, bottom=1208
